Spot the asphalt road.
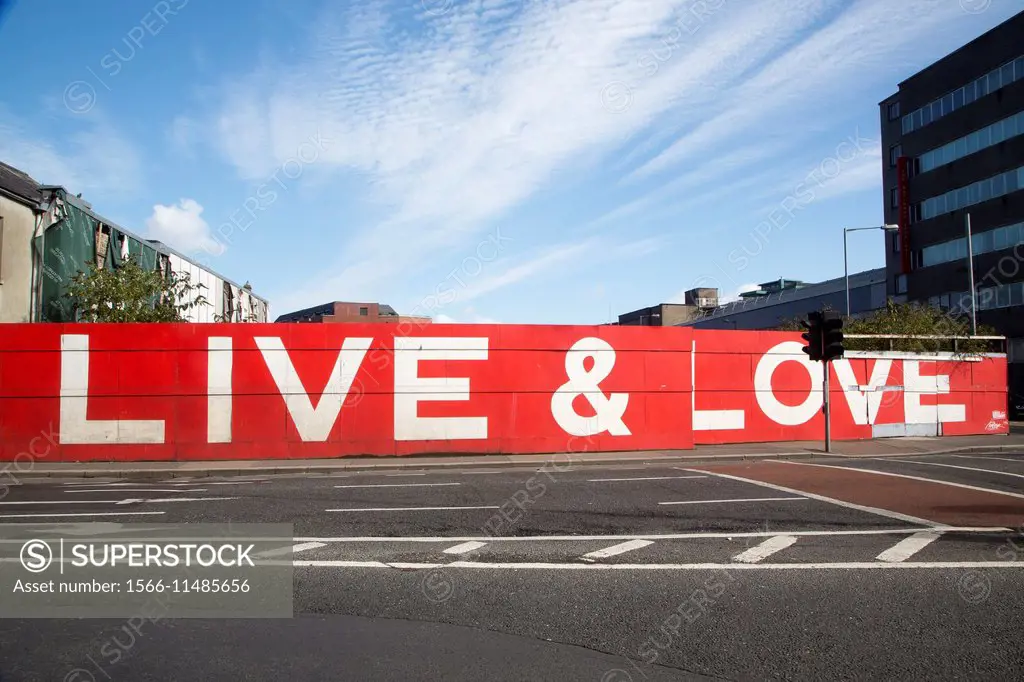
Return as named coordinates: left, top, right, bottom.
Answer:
left=2, top=451, right=1024, bottom=681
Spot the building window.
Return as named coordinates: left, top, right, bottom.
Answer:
left=920, top=165, right=1024, bottom=220
left=887, top=101, right=900, bottom=120
left=890, top=187, right=899, bottom=208
left=920, top=220, right=1024, bottom=268
left=918, top=111, right=1024, bottom=174
left=892, top=233, right=901, bottom=253
left=359, top=306, right=368, bottom=316
left=900, top=52, right=1024, bottom=134
left=895, top=274, right=907, bottom=295
left=889, top=144, right=902, bottom=167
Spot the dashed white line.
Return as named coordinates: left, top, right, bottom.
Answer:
left=206, top=481, right=267, bottom=486
left=66, top=489, right=208, bottom=494
left=883, top=459, right=1024, bottom=480
left=588, top=476, right=708, bottom=482
left=385, top=473, right=428, bottom=477
left=732, top=535, right=799, bottom=563
left=580, top=539, right=654, bottom=562
left=0, top=499, right=127, bottom=506
left=291, top=527, right=1006, bottom=543
left=284, top=560, right=1024, bottom=571
left=255, top=542, right=327, bottom=558
left=876, top=531, right=943, bottom=563
left=658, top=497, right=807, bottom=506
left=325, top=506, right=500, bottom=513
left=115, top=497, right=237, bottom=504
left=443, top=541, right=488, bottom=555
left=334, top=483, right=462, bottom=489
left=0, top=511, right=166, bottom=519
left=682, top=468, right=942, bottom=527
left=775, top=461, right=1024, bottom=499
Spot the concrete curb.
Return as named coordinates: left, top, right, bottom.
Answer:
left=10, top=451, right=826, bottom=480
left=824, top=444, right=1024, bottom=458
left=9, top=445, right=1022, bottom=480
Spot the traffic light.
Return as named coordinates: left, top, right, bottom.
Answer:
left=822, top=310, right=844, bottom=361
left=801, top=311, right=823, bottom=362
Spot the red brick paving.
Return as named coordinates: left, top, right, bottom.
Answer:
left=692, top=460, right=1024, bottom=529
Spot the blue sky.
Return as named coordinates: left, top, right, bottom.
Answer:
left=0, top=0, right=1020, bottom=324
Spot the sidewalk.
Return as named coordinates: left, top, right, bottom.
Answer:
left=7, top=429, right=1024, bottom=479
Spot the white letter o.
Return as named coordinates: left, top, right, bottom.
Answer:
left=754, top=341, right=824, bottom=426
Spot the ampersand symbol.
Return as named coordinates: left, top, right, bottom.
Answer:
left=550, top=337, right=631, bottom=437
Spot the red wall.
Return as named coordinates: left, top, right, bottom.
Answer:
left=0, top=324, right=1008, bottom=462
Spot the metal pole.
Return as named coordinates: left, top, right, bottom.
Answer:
left=823, top=360, right=832, bottom=453
left=843, top=229, right=850, bottom=318
left=966, top=213, right=977, bottom=336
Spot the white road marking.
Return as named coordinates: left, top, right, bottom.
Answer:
left=325, top=506, right=500, bottom=513
left=334, top=483, right=462, bottom=489
left=876, top=531, right=943, bottom=563
left=732, top=535, right=799, bottom=563
left=0, top=499, right=127, bottom=505
left=443, top=541, right=488, bottom=555
left=62, top=481, right=197, bottom=487
left=658, top=497, right=807, bottom=506
left=385, top=473, right=428, bottom=477
left=255, top=542, right=327, bottom=558
left=0, top=511, right=166, bottom=519
left=66, top=488, right=208, bottom=494
left=952, top=455, right=1024, bottom=464
left=681, top=468, right=943, bottom=527
left=886, top=459, right=1024, bottom=480
left=580, top=539, right=654, bottom=562
left=115, top=497, right=237, bottom=504
left=206, top=481, right=267, bottom=486
left=588, top=476, right=708, bottom=482
left=284, top=560, right=1024, bottom=570
left=459, top=471, right=506, bottom=475
left=291, top=527, right=1006, bottom=543
left=774, top=461, right=1024, bottom=500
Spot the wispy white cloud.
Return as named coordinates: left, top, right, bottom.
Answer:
left=0, top=111, right=141, bottom=198
left=205, top=0, right=993, bottom=310
left=168, top=115, right=199, bottom=156
left=209, top=0, right=824, bottom=301
left=633, top=0, right=968, bottom=178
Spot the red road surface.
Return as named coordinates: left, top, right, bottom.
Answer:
left=691, top=460, right=1024, bottom=529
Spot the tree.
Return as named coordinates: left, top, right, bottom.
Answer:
left=63, top=257, right=210, bottom=322
left=776, top=299, right=999, bottom=356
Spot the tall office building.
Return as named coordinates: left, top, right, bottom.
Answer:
left=879, top=10, right=1024, bottom=404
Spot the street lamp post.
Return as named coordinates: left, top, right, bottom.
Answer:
left=844, top=224, right=899, bottom=318
left=966, top=213, right=977, bottom=336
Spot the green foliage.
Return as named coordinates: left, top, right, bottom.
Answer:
left=776, top=299, right=999, bottom=356
left=63, top=257, right=209, bottom=323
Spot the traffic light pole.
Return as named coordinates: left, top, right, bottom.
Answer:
left=823, top=359, right=831, bottom=453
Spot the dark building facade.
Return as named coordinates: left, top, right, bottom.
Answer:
left=879, top=10, right=1024, bottom=408
left=275, top=301, right=431, bottom=325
